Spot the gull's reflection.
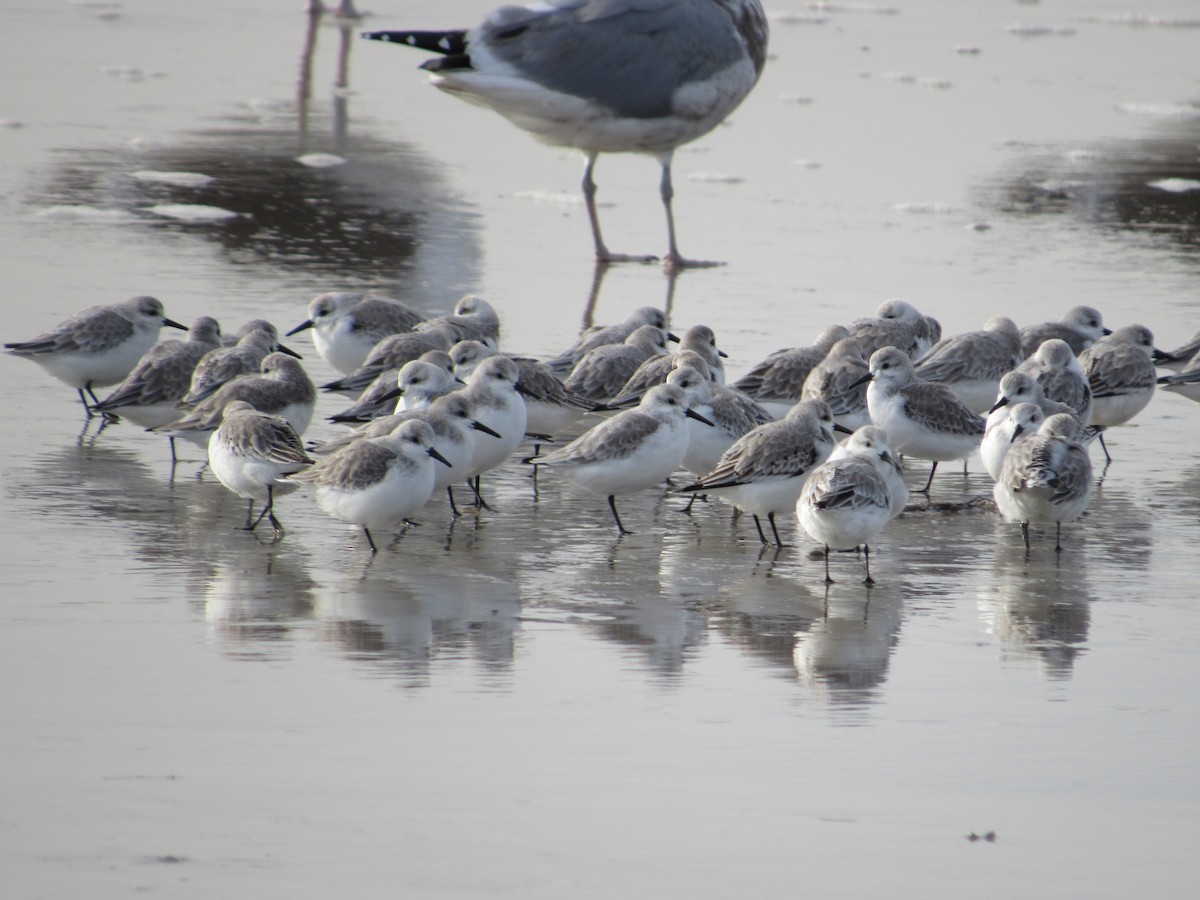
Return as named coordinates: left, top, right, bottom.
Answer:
left=27, top=4, right=479, bottom=308
left=987, top=120, right=1200, bottom=264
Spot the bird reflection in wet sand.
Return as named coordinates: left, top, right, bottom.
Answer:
left=363, top=1, right=769, bottom=270
left=792, top=584, right=904, bottom=712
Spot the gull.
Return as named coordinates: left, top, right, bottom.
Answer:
left=847, top=299, right=941, bottom=361
left=733, top=324, right=849, bottom=419
left=362, top=1, right=770, bottom=270
left=285, top=419, right=451, bottom=554
left=801, top=336, right=871, bottom=432
left=530, top=383, right=712, bottom=535
left=286, top=292, right=426, bottom=375
left=913, top=316, right=1023, bottom=415
left=4, top=295, right=186, bottom=416
left=1013, top=338, right=1094, bottom=424
left=797, top=425, right=904, bottom=584
left=994, top=413, right=1093, bottom=553
left=1077, top=324, right=1170, bottom=462
left=208, top=401, right=314, bottom=537
left=676, top=398, right=847, bottom=546
left=857, top=347, right=985, bottom=494
left=547, top=306, right=670, bottom=377
left=1019, top=305, right=1110, bottom=358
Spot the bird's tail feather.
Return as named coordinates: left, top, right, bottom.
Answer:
left=361, top=30, right=468, bottom=57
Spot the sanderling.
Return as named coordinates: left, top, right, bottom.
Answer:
left=547, top=306, right=670, bottom=377
left=93, top=316, right=223, bottom=458
left=156, top=352, right=316, bottom=445
left=981, top=401, right=1045, bottom=482
left=208, top=400, right=314, bottom=537
left=859, top=347, right=985, bottom=494
left=286, top=419, right=451, bottom=553
left=801, top=336, right=871, bottom=432
left=606, top=324, right=729, bottom=406
left=321, top=323, right=460, bottom=394
left=994, top=413, right=1093, bottom=553
left=666, top=362, right=773, bottom=477
left=311, top=392, right=501, bottom=515
left=4, top=295, right=187, bottom=415
left=330, top=354, right=461, bottom=423
left=988, top=371, right=1086, bottom=421
left=797, top=425, right=904, bottom=583
left=1019, top=305, right=1110, bottom=358
left=1157, top=348, right=1200, bottom=402
left=677, top=398, right=846, bottom=546
left=1078, top=324, right=1169, bottom=461
left=220, top=319, right=301, bottom=357
left=363, top=1, right=769, bottom=269
left=416, top=295, right=501, bottom=348
left=1161, top=330, right=1200, bottom=371
left=450, top=340, right=595, bottom=441
left=913, top=316, right=1023, bottom=415
left=183, top=327, right=288, bottom=407
left=531, top=383, right=711, bottom=535
left=828, top=424, right=908, bottom=518
left=847, top=299, right=941, bottom=360
left=286, top=292, right=426, bottom=375
left=1013, top=338, right=1094, bottom=423
left=564, top=324, right=671, bottom=404
left=460, top=355, right=529, bottom=506
left=733, top=324, right=849, bottom=420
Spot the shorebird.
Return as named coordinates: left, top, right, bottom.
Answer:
left=4, top=295, right=186, bottom=416
left=363, top=1, right=770, bottom=270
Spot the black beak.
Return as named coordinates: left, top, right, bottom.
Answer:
left=988, top=396, right=1010, bottom=414
left=428, top=446, right=453, bottom=467
left=1010, top=423, right=1025, bottom=444
left=286, top=319, right=314, bottom=337
left=666, top=331, right=681, bottom=344
left=276, top=343, right=303, bottom=359
left=515, top=382, right=537, bottom=399
left=848, top=372, right=874, bottom=389
left=378, top=386, right=404, bottom=403
left=716, top=348, right=729, bottom=358
left=685, top=408, right=715, bottom=427
left=163, top=318, right=188, bottom=331
left=471, top=420, right=502, bottom=439
left=1102, top=327, right=1113, bottom=336
left=833, top=423, right=854, bottom=435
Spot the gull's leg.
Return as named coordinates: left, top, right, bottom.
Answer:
left=658, top=152, right=722, bottom=272
left=582, top=152, right=657, bottom=266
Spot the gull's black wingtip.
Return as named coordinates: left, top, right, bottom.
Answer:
left=360, top=30, right=468, bottom=56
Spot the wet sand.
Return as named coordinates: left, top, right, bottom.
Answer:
left=2, top=0, right=1199, bottom=896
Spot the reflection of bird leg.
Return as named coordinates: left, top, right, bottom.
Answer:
left=580, top=261, right=611, bottom=332
left=333, top=18, right=353, bottom=153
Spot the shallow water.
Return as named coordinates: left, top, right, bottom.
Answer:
left=2, top=0, right=1199, bottom=896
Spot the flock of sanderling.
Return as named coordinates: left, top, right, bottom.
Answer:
left=6, top=292, right=1199, bottom=582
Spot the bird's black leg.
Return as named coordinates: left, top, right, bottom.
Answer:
left=362, top=526, right=378, bottom=554
left=767, top=511, right=786, bottom=547
left=608, top=495, right=633, bottom=535
left=751, top=514, right=769, bottom=546
left=920, top=462, right=938, bottom=495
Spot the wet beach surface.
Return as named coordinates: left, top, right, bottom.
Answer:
left=2, top=0, right=1199, bottom=896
